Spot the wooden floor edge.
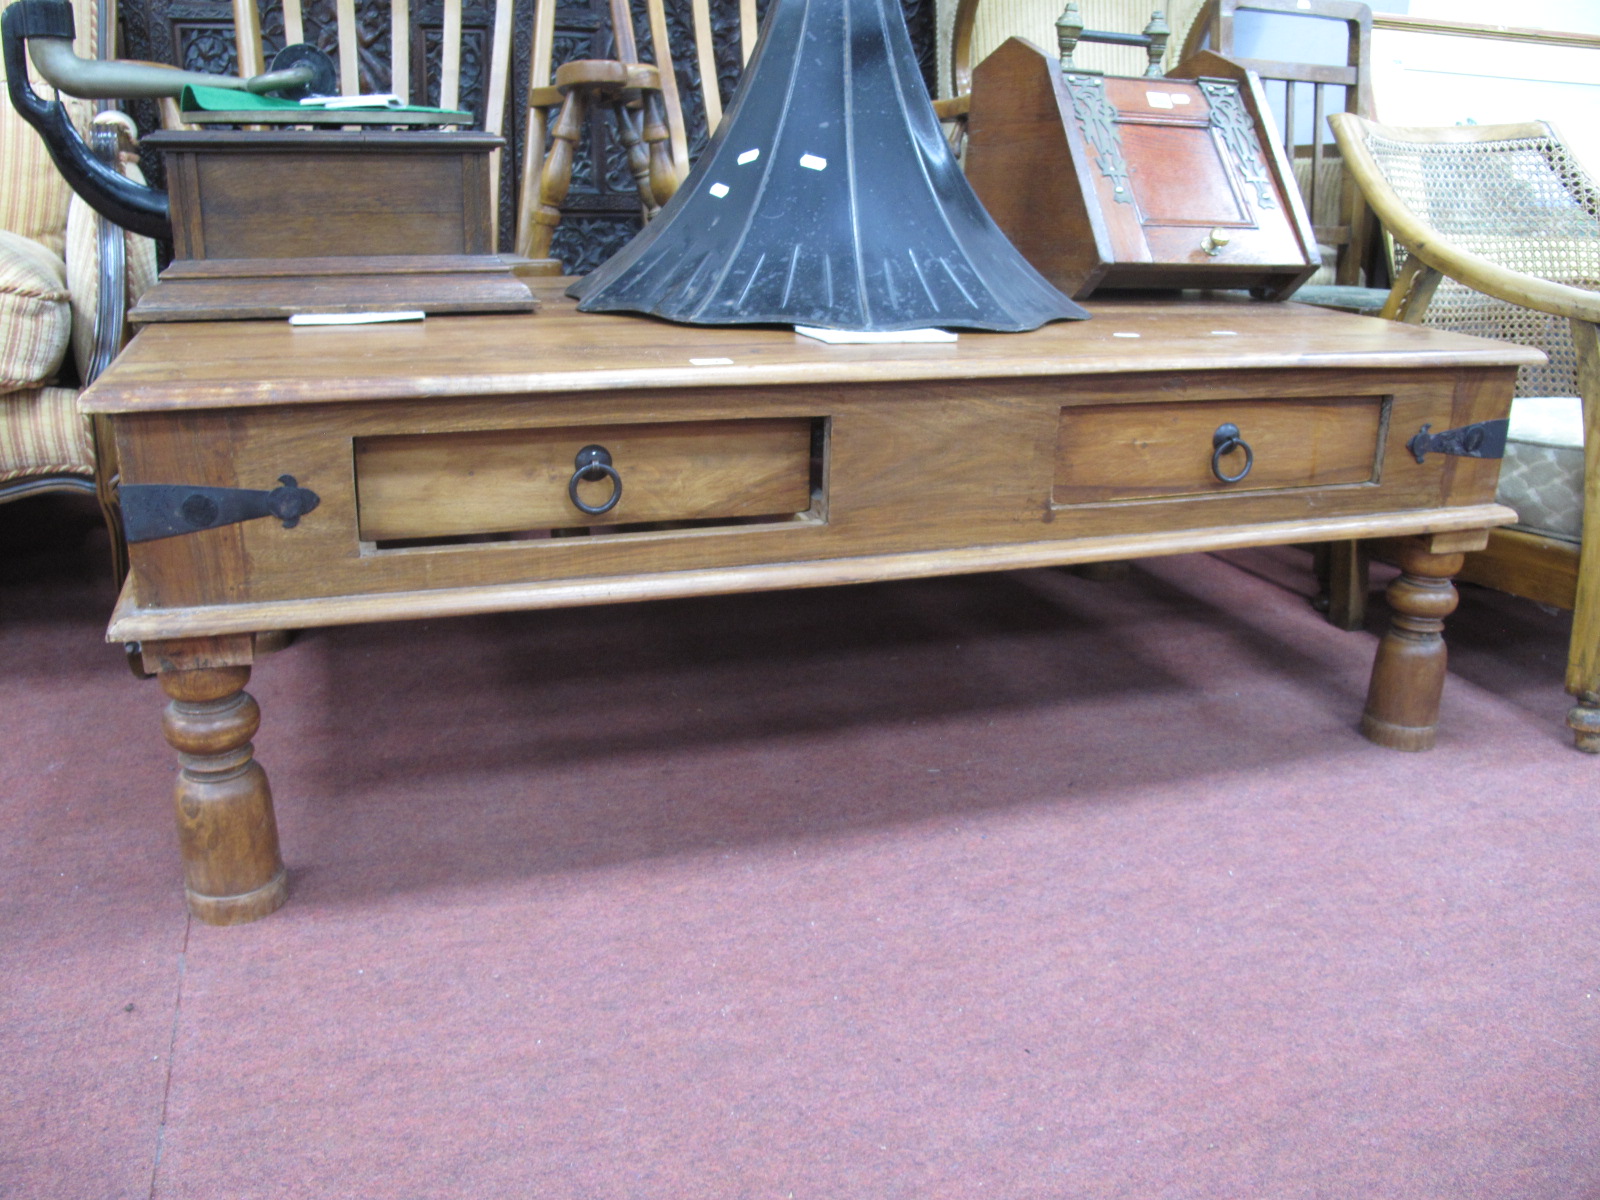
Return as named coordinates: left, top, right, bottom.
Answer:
left=107, top=504, right=1518, bottom=642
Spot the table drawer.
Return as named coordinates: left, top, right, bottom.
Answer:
left=355, top=417, right=818, bottom=542
left=1054, top=395, right=1385, bottom=505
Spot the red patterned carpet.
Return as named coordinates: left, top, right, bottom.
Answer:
left=4, top=494, right=1596, bottom=1199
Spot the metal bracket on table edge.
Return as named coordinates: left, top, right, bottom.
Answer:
left=121, top=476, right=320, bottom=543
left=1407, top=419, right=1509, bottom=465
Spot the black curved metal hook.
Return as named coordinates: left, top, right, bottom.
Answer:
left=2, top=1, right=172, bottom=240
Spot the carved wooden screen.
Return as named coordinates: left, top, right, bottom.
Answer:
left=116, top=0, right=939, bottom=274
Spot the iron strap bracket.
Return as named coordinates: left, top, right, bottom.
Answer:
left=121, top=475, right=320, bottom=543
left=1407, top=419, right=1509, bottom=464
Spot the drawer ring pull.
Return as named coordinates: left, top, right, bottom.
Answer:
left=568, top=444, right=623, bottom=515
left=1211, top=423, right=1253, bottom=484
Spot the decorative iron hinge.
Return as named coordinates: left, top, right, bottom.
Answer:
left=1406, top=419, right=1510, bottom=464
left=121, top=476, right=320, bottom=543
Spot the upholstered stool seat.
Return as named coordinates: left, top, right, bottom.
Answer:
left=1500, top=395, right=1585, bottom=544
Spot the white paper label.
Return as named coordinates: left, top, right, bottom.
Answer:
left=288, top=311, right=424, bottom=326
left=795, top=326, right=956, bottom=344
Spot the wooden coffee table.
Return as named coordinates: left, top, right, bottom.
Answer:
left=81, top=284, right=1540, bottom=924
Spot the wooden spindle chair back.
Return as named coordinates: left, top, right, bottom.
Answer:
left=934, top=0, right=1209, bottom=151
left=216, top=0, right=517, bottom=247
left=518, top=0, right=762, bottom=265
left=1179, top=0, right=1375, bottom=286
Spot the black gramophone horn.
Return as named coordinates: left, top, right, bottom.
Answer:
left=569, top=0, right=1089, bottom=332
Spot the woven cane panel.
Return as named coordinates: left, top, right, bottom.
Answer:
left=1365, top=130, right=1600, bottom=399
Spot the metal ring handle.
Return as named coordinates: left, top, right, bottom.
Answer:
left=1210, top=423, right=1253, bottom=484
left=567, top=444, right=622, bottom=515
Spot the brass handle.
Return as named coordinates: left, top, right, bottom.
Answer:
left=1200, top=228, right=1231, bottom=256
left=1211, top=423, right=1253, bottom=483
left=567, top=444, right=622, bottom=515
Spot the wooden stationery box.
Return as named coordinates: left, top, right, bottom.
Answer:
left=131, top=129, right=540, bottom=322
left=964, top=39, right=1319, bottom=299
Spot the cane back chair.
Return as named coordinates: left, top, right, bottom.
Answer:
left=1328, top=113, right=1600, bottom=752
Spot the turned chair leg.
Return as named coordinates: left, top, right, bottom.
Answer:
left=528, top=88, right=587, bottom=261
left=1570, top=695, right=1600, bottom=752
left=1567, top=553, right=1599, bottom=752
left=1565, top=318, right=1599, bottom=751
left=642, top=92, right=681, bottom=209
left=610, top=102, right=660, bottom=219
left=1323, top=539, right=1370, bottom=630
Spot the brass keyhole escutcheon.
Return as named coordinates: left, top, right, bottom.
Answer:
left=1200, top=228, right=1231, bottom=256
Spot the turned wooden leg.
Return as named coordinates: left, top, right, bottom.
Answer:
left=643, top=94, right=681, bottom=210
left=1570, top=696, right=1600, bottom=753
left=1361, top=536, right=1468, bottom=751
left=528, top=88, right=587, bottom=261
left=610, top=102, right=659, bottom=219
left=155, top=648, right=286, bottom=924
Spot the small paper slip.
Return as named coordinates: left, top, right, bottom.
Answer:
left=301, top=94, right=405, bottom=109
left=289, top=311, right=425, bottom=326
left=795, top=326, right=957, bottom=344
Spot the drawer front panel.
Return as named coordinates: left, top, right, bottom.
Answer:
left=114, top=367, right=1508, bottom=612
left=355, top=418, right=816, bottom=541
left=1055, top=395, right=1386, bottom=505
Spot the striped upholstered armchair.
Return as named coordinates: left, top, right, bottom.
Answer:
left=0, top=0, right=155, bottom=575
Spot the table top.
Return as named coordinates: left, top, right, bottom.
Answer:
left=82, top=283, right=1544, bottom=415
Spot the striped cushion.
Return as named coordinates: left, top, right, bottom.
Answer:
left=0, top=0, right=109, bottom=487
left=0, top=0, right=99, bottom=254
left=0, top=104, right=81, bottom=258
left=0, top=384, right=93, bottom=482
left=0, top=229, right=71, bottom=389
